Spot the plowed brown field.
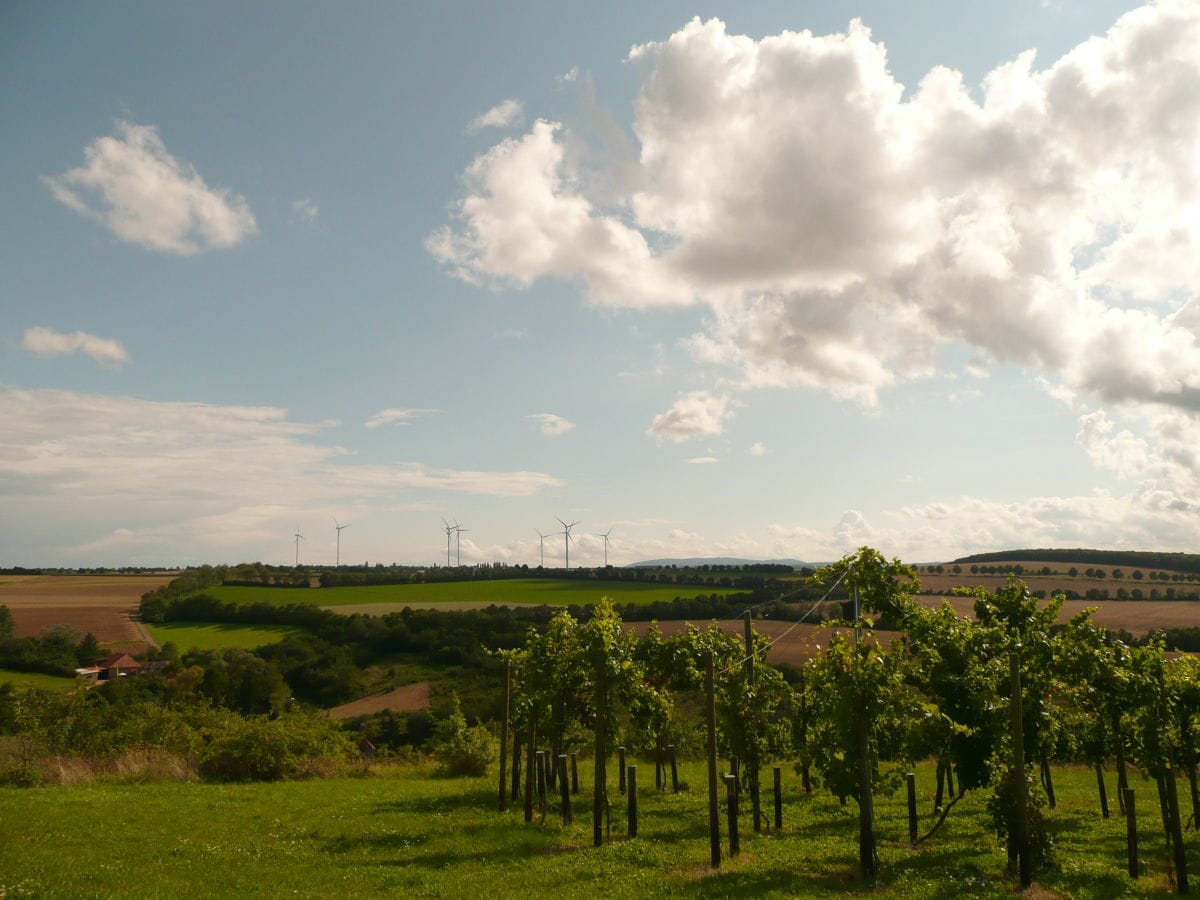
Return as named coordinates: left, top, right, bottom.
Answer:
left=0, top=574, right=174, bottom=647
left=326, top=682, right=432, bottom=719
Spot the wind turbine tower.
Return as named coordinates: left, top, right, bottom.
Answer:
left=293, top=522, right=305, bottom=567
left=334, top=519, right=349, bottom=568
left=594, top=527, right=614, bottom=567
left=442, top=518, right=456, bottom=567
left=535, top=530, right=550, bottom=568
left=454, top=521, right=469, bottom=566
left=557, top=517, right=579, bottom=569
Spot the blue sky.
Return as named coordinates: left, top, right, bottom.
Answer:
left=5, top=0, right=1200, bottom=568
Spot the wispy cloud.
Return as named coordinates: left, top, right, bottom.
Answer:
left=685, top=456, right=720, bottom=465
left=527, top=412, right=575, bottom=436
left=23, top=326, right=129, bottom=368
left=493, top=327, right=527, bottom=340
left=364, top=408, right=440, bottom=429
left=291, top=198, right=320, bottom=227
left=469, top=99, right=523, bottom=131
left=44, top=120, right=256, bottom=255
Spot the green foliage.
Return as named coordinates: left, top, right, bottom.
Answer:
left=197, top=710, right=353, bottom=782
left=430, top=695, right=495, bottom=776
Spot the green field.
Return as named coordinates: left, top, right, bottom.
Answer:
left=0, top=760, right=1191, bottom=897
left=0, top=669, right=77, bottom=692
left=208, top=578, right=749, bottom=609
left=145, top=622, right=303, bottom=652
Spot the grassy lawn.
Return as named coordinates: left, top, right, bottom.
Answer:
left=145, top=621, right=303, bottom=653
left=0, top=760, right=1191, bottom=897
left=0, top=669, right=78, bottom=692
left=207, top=578, right=749, bottom=609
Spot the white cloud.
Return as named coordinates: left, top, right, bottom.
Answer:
left=44, top=120, right=256, bottom=255
left=648, top=391, right=730, bottom=443
left=364, top=408, right=440, bottom=428
left=493, top=327, right=527, bottom=340
left=292, top=198, right=320, bottom=226
left=527, top=412, right=576, bottom=436
left=23, top=326, right=128, bottom=368
left=746, top=441, right=769, bottom=457
left=430, top=4, right=1200, bottom=428
left=469, top=99, right=524, bottom=131
left=685, top=456, right=720, bottom=465
left=0, top=389, right=562, bottom=560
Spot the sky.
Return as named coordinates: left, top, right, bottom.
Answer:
left=4, top=0, right=1200, bottom=569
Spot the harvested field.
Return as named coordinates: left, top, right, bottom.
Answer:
left=916, top=595, right=1200, bottom=635
left=0, top=574, right=173, bottom=646
left=326, top=683, right=432, bottom=719
left=624, top=619, right=899, bottom=667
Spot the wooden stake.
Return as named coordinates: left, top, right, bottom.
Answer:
left=627, top=764, right=638, bottom=838
left=906, top=772, right=918, bottom=844
left=706, top=651, right=721, bottom=869
left=1125, top=787, right=1139, bottom=880
left=499, top=659, right=510, bottom=812
left=558, top=754, right=572, bottom=825
left=725, top=773, right=740, bottom=856
left=773, top=765, right=783, bottom=831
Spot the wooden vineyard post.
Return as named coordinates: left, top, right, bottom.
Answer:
left=773, top=765, right=783, bottom=832
left=1165, top=767, right=1189, bottom=894
left=744, top=609, right=762, bottom=834
left=1010, top=648, right=1031, bottom=889
left=655, top=734, right=664, bottom=791
left=511, top=729, right=522, bottom=806
left=618, top=746, right=626, bottom=795
left=558, top=754, right=572, bottom=826
left=593, top=668, right=607, bottom=848
left=1115, top=711, right=1129, bottom=815
left=724, top=773, right=740, bottom=856
left=1040, top=757, right=1056, bottom=809
left=1125, top=787, right=1139, bottom=880
left=524, top=712, right=537, bottom=823
left=547, top=746, right=556, bottom=792
left=1095, top=764, right=1110, bottom=819
left=536, top=751, right=547, bottom=814
left=906, top=772, right=918, bottom=844
left=706, top=651, right=721, bottom=869
left=669, top=745, right=679, bottom=793
left=627, top=765, right=638, bottom=838
left=933, top=760, right=945, bottom=813
left=856, top=709, right=877, bottom=881
left=570, top=751, right=579, bottom=795
left=499, top=659, right=510, bottom=812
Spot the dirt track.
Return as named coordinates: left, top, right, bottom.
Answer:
left=326, top=683, right=432, bottom=719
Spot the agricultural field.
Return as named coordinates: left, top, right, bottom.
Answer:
left=207, top=578, right=750, bottom=612
left=326, top=682, right=432, bottom=719
left=0, top=668, right=78, bottom=692
left=913, top=561, right=1200, bottom=599
left=0, top=574, right=174, bottom=647
left=0, top=760, right=1191, bottom=897
left=144, top=622, right=304, bottom=653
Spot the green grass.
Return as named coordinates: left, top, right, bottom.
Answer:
left=0, top=761, right=1192, bottom=897
left=0, top=669, right=77, bottom=692
left=207, top=578, right=749, bottom=609
left=145, top=621, right=303, bottom=653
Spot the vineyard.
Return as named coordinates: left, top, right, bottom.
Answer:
left=490, top=548, right=1200, bottom=892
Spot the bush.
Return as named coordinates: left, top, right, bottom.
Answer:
left=430, top=695, right=494, bottom=777
left=198, top=711, right=352, bottom=782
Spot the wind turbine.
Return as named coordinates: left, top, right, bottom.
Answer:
left=557, top=517, right=579, bottom=569
left=535, top=529, right=550, bottom=567
left=441, top=518, right=456, bottom=567
left=594, top=527, right=614, bottom=567
left=334, top=519, right=349, bottom=568
left=293, top=522, right=305, bottom=567
left=454, top=521, right=469, bottom=566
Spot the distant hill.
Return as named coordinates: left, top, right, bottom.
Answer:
left=626, top=557, right=817, bottom=570
left=953, top=548, right=1200, bottom=575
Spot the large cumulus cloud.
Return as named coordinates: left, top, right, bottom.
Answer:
left=432, top=4, right=1200, bottom=416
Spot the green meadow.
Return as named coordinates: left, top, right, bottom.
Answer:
left=0, top=669, right=77, bottom=692
left=0, top=761, right=1191, bottom=897
left=144, top=622, right=303, bottom=653
left=207, top=578, right=749, bottom=609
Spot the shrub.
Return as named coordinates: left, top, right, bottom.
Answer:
left=198, top=711, right=351, bottom=782
left=431, top=695, right=494, bottom=777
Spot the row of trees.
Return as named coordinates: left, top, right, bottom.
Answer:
left=497, top=548, right=1200, bottom=887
